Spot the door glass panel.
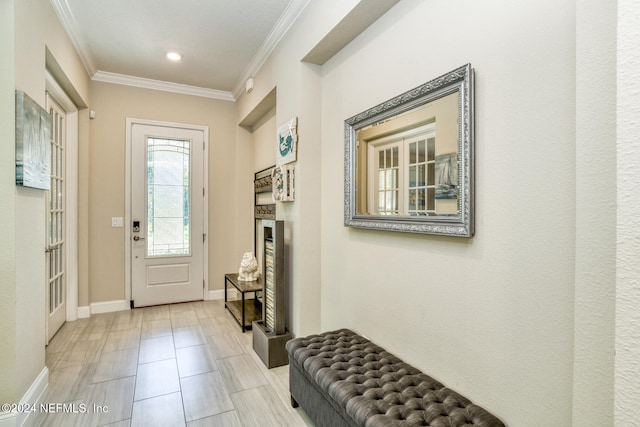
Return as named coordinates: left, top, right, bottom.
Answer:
left=147, top=138, right=191, bottom=257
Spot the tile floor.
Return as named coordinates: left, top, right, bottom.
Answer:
left=34, top=300, right=313, bottom=426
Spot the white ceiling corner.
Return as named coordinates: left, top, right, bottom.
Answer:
left=49, top=0, right=96, bottom=76
left=50, top=0, right=310, bottom=102
left=231, top=0, right=311, bottom=99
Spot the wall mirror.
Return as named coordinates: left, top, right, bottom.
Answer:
left=344, top=64, right=474, bottom=237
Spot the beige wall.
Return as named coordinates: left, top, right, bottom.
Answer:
left=319, top=1, right=577, bottom=425
left=252, top=108, right=277, bottom=171
left=321, top=0, right=575, bottom=427
left=3, top=0, right=635, bottom=424
left=0, top=0, right=17, bottom=404
left=2, top=0, right=90, bottom=407
left=88, top=82, right=239, bottom=302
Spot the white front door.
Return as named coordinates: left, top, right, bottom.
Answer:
left=131, top=123, right=206, bottom=307
left=46, top=94, right=66, bottom=342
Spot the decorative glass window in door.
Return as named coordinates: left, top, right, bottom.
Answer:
left=147, top=138, right=191, bottom=257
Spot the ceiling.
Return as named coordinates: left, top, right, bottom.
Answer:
left=52, top=0, right=309, bottom=100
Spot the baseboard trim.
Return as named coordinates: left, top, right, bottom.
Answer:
left=81, top=296, right=226, bottom=316
left=91, top=300, right=128, bottom=315
left=77, top=306, right=90, bottom=318
left=0, top=410, right=16, bottom=427
left=208, top=289, right=236, bottom=300
left=0, top=367, right=50, bottom=427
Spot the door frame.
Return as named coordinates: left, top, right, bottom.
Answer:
left=45, top=72, right=79, bottom=328
left=125, top=118, right=209, bottom=307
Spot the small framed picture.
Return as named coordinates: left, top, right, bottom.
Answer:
left=15, top=90, right=51, bottom=190
left=272, top=165, right=295, bottom=202
left=276, top=116, right=297, bottom=165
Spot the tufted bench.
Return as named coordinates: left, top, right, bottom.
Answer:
left=286, top=329, right=505, bottom=427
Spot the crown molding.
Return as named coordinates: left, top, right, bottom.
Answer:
left=92, top=71, right=236, bottom=101
left=49, top=0, right=97, bottom=76
left=51, top=0, right=308, bottom=101
left=232, top=0, right=311, bottom=99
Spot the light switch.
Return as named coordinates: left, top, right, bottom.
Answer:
left=111, top=217, right=123, bottom=228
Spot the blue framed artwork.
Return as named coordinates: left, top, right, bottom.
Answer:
left=15, top=90, right=51, bottom=190
left=276, top=116, right=297, bottom=166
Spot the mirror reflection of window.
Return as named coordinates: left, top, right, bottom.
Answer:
left=366, top=123, right=437, bottom=216
left=357, top=91, right=460, bottom=217
left=408, top=136, right=435, bottom=216
left=344, top=64, right=473, bottom=236
left=376, top=145, right=399, bottom=214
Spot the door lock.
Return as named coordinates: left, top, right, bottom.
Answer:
left=133, top=235, right=145, bottom=241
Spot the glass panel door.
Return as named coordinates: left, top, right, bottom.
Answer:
left=46, top=94, right=66, bottom=343
left=130, top=122, right=205, bottom=307
left=146, top=138, right=191, bottom=257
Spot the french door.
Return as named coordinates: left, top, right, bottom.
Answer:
left=130, top=122, right=206, bottom=307
left=46, top=94, right=66, bottom=342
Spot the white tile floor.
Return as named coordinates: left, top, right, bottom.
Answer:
left=34, top=300, right=313, bottom=426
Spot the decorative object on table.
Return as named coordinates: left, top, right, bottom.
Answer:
left=276, top=116, right=297, bottom=165
left=344, top=63, right=474, bottom=237
left=272, top=164, right=295, bottom=202
left=237, top=252, right=261, bottom=281
left=15, top=90, right=52, bottom=190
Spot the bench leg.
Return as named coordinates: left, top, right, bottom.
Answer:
left=291, top=395, right=299, bottom=408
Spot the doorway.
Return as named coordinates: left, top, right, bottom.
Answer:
left=45, top=72, right=79, bottom=343
left=45, top=94, right=66, bottom=342
left=127, top=120, right=208, bottom=307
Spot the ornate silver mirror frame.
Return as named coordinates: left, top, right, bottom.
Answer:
left=344, top=64, right=474, bottom=237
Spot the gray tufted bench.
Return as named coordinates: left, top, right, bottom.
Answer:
left=286, top=329, right=505, bottom=427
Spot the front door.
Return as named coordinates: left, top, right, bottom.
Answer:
left=131, top=123, right=205, bottom=307
left=46, top=94, right=66, bottom=343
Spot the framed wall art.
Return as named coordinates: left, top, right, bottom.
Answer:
left=15, top=90, right=51, bottom=190
left=272, top=164, right=295, bottom=202
left=276, top=116, right=297, bottom=165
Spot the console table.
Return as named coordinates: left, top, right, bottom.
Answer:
left=224, top=273, right=262, bottom=332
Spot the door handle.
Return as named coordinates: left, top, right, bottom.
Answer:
left=45, top=242, right=61, bottom=253
left=133, top=235, right=145, bottom=241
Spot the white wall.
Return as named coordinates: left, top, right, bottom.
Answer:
left=573, top=0, right=616, bottom=424
left=320, top=1, right=576, bottom=425
left=616, top=0, right=640, bottom=423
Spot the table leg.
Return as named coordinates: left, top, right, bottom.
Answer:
left=241, top=289, right=246, bottom=332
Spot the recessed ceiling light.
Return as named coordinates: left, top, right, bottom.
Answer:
left=166, top=51, right=182, bottom=62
